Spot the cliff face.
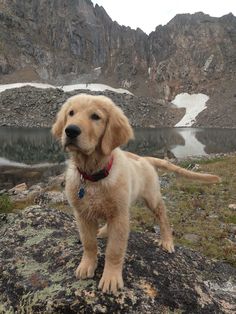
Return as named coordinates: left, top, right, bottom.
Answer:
left=0, top=0, right=148, bottom=87
left=148, top=12, right=236, bottom=99
left=0, top=0, right=235, bottom=99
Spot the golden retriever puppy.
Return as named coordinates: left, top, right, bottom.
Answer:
left=52, top=94, right=220, bottom=294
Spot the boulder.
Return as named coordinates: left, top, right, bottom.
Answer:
left=0, top=206, right=235, bottom=313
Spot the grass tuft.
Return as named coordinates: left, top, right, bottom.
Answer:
left=0, top=194, right=13, bottom=213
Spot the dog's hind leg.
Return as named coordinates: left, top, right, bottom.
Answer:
left=154, top=199, right=175, bottom=253
left=143, top=181, right=174, bottom=253
left=97, top=223, right=108, bottom=238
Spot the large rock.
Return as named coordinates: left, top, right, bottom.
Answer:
left=0, top=206, right=235, bottom=313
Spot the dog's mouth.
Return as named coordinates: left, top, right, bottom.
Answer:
left=64, top=141, right=92, bottom=155
left=65, top=145, right=81, bottom=154
left=65, top=144, right=77, bottom=150
left=64, top=140, right=80, bottom=151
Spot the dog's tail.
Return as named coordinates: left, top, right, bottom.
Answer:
left=145, top=157, right=220, bottom=184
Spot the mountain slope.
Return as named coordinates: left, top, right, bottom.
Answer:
left=0, top=0, right=235, bottom=101
left=0, top=0, right=148, bottom=88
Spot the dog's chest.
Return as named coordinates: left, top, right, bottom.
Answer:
left=67, top=182, right=115, bottom=219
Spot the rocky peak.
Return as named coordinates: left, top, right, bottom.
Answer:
left=0, top=1, right=235, bottom=99
left=148, top=11, right=236, bottom=99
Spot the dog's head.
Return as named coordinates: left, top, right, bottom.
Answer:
left=52, top=94, right=134, bottom=156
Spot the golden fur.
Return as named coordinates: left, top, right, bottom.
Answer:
left=52, top=94, right=220, bottom=294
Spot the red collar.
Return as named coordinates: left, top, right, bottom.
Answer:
left=78, top=156, right=114, bottom=182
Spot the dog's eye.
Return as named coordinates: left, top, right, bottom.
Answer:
left=69, top=110, right=74, bottom=116
left=90, top=113, right=100, bottom=120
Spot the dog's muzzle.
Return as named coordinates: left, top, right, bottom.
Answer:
left=65, top=124, right=81, bottom=139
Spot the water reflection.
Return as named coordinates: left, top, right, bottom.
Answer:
left=0, top=127, right=64, bottom=164
left=171, top=128, right=206, bottom=157
left=196, top=129, right=236, bottom=154
left=127, top=128, right=236, bottom=158
left=0, top=127, right=236, bottom=189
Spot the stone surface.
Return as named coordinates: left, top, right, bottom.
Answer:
left=183, top=233, right=200, bottom=243
left=8, top=182, right=28, bottom=194
left=228, top=204, right=236, bottom=210
left=0, top=206, right=236, bottom=313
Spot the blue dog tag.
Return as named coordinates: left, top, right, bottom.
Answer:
left=78, top=187, right=85, bottom=199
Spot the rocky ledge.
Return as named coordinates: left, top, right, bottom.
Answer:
left=0, top=206, right=235, bottom=313
left=1, top=85, right=236, bottom=128
left=0, top=86, right=182, bottom=128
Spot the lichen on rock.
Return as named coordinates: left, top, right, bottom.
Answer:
left=0, top=206, right=235, bottom=313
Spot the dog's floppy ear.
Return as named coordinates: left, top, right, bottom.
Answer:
left=101, top=105, right=134, bottom=155
left=51, top=101, right=70, bottom=139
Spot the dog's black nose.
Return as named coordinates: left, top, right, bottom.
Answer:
left=65, top=125, right=81, bottom=138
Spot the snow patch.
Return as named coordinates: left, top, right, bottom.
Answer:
left=172, top=93, right=209, bottom=127
left=61, top=83, right=132, bottom=94
left=0, top=82, right=132, bottom=95
left=0, top=83, right=55, bottom=93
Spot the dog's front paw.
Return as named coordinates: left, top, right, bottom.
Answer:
left=98, top=270, right=124, bottom=294
left=75, top=259, right=97, bottom=279
left=159, top=238, right=175, bottom=253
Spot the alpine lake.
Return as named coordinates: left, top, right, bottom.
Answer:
left=1, top=126, right=236, bottom=189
